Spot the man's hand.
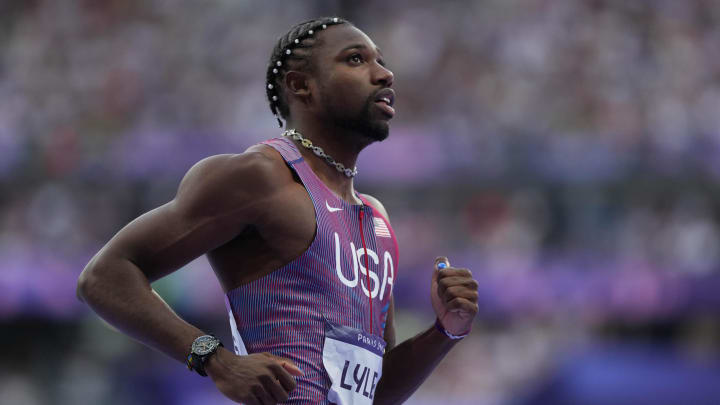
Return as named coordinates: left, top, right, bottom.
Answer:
left=206, top=348, right=303, bottom=404
left=431, top=257, right=479, bottom=336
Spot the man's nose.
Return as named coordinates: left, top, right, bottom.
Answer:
left=374, top=63, right=394, bottom=87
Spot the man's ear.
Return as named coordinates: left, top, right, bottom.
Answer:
left=285, top=71, right=312, bottom=101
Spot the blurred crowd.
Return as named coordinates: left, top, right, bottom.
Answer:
left=2, top=0, right=720, bottom=404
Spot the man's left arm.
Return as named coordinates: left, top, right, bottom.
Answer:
left=360, top=194, right=479, bottom=405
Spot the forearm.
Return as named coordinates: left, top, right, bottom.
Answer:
left=373, top=323, right=459, bottom=405
left=77, top=253, right=204, bottom=364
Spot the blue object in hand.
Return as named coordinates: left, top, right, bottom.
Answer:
left=437, top=262, right=447, bottom=270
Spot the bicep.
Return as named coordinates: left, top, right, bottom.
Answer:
left=96, top=152, right=281, bottom=282
left=100, top=199, right=240, bottom=282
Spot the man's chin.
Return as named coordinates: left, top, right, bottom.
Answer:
left=368, top=121, right=390, bottom=141
left=335, top=113, right=390, bottom=142
left=366, top=120, right=389, bottom=142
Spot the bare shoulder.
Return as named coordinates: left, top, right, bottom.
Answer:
left=175, top=144, right=292, bottom=217
left=359, top=193, right=391, bottom=223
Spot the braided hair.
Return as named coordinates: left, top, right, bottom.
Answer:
left=266, top=17, right=351, bottom=127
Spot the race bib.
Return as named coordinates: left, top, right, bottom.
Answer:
left=322, top=320, right=386, bottom=405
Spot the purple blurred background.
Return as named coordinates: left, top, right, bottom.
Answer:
left=2, top=0, right=720, bottom=404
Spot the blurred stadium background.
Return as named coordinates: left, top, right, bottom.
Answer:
left=2, top=0, right=720, bottom=404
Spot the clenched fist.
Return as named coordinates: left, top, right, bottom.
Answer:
left=206, top=348, right=303, bottom=404
left=431, top=257, right=479, bottom=336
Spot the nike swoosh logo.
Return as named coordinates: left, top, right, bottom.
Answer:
left=326, top=200, right=343, bottom=212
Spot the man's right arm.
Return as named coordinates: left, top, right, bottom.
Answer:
left=77, top=150, right=301, bottom=404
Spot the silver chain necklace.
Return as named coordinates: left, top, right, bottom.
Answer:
left=282, top=129, right=358, bottom=178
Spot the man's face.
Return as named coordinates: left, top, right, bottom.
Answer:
left=310, top=24, right=395, bottom=142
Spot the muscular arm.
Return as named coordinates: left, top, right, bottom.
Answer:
left=361, top=194, right=474, bottom=405
left=77, top=150, right=284, bottom=363
left=79, top=150, right=307, bottom=404
left=373, top=301, right=460, bottom=405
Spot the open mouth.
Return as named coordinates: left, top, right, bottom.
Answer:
left=374, top=89, right=395, bottom=118
left=374, top=99, right=395, bottom=117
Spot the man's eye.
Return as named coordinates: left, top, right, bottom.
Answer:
left=349, top=54, right=364, bottom=64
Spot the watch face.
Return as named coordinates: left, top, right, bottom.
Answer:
left=192, top=335, right=219, bottom=356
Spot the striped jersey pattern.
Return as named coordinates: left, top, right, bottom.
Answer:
left=225, top=137, right=399, bottom=404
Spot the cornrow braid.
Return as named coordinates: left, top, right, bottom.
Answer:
left=266, top=16, right=350, bottom=127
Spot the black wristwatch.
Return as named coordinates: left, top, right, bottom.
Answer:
left=186, top=334, right=223, bottom=377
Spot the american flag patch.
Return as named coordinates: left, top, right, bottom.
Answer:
left=373, top=217, right=391, bottom=238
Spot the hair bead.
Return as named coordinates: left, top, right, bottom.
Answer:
left=266, top=17, right=348, bottom=125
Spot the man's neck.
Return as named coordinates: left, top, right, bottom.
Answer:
left=284, top=119, right=367, bottom=205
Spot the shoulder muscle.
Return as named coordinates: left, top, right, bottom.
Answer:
left=174, top=148, right=289, bottom=223
left=96, top=147, right=291, bottom=282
